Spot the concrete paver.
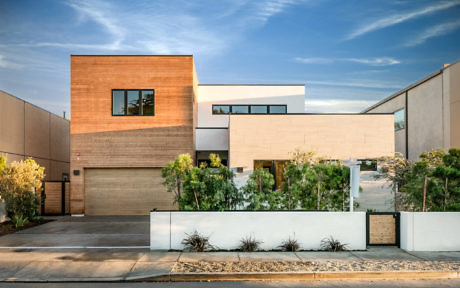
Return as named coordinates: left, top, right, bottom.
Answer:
left=180, top=252, right=239, bottom=262
left=351, top=247, right=421, bottom=261
left=126, top=261, right=175, bottom=280
left=408, top=251, right=460, bottom=261
left=295, top=251, right=360, bottom=262
left=139, top=251, right=181, bottom=262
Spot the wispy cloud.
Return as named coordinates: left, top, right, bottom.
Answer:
left=5, top=0, right=302, bottom=55
left=305, top=99, right=377, bottom=113
left=345, top=0, right=460, bottom=40
left=0, top=54, right=22, bottom=69
left=404, top=20, right=460, bottom=46
left=295, top=57, right=400, bottom=66
left=307, top=79, right=404, bottom=89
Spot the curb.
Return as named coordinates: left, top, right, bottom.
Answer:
left=135, top=271, right=460, bottom=282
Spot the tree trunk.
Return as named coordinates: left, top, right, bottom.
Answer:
left=444, top=177, right=448, bottom=211
left=422, top=175, right=427, bottom=212
left=317, top=174, right=321, bottom=210
left=288, top=178, right=291, bottom=210
left=194, top=191, right=200, bottom=210
left=176, top=176, right=182, bottom=199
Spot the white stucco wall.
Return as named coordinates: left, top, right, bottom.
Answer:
left=151, top=211, right=366, bottom=251
left=195, top=128, right=229, bottom=151
left=400, top=212, right=460, bottom=251
left=197, top=85, right=305, bottom=128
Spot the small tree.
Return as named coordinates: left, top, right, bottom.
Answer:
left=242, top=168, right=282, bottom=210
left=178, top=153, right=242, bottom=211
left=0, top=157, right=45, bottom=223
left=161, top=154, right=193, bottom=203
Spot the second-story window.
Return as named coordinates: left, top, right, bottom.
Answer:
left=212, top=104, right=287, bottom=114
left=112, top=89, right=155, bottom=116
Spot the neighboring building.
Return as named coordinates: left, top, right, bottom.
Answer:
left=0, top=90, right=70, bottom=181
left=71, top=55, right=394, bottom=215
left=363, top=60, right=460, bottom=161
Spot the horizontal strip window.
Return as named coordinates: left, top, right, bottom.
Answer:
left=212, top=105, right=287, bottom=115
left=112, top=89, right=155, bottom=116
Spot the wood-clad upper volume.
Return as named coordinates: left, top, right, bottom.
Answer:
left=70, top=55, right=197, bottom=214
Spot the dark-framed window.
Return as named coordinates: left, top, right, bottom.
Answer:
left=212, top=104, right=287, bottom=115
left=112, top=89, right=155, bottom=116
left=231, top=105, right=249, bottom=114
left=394, top=108, right=404, bottom=131
left=269, top=105, right=287, bottom=114
left=212, top=105, right=230, bottom=114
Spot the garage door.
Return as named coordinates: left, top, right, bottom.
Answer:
left=85, top=168, right=176, bottom=215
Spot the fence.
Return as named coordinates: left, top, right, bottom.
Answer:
left=400, top=212, right=460, bottom=251
left=150, top=211, right=366, bottom=250
left=41, top=181, right=70, bottom=215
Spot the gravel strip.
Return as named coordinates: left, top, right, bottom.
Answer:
left=173, top=260, right=460, bottom=273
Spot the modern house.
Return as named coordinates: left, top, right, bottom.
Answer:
left=363, top=60, right=460, bottom=161
left=70, top=55, right=394, bottom=215
left=0, top=90, right=70, bottom=181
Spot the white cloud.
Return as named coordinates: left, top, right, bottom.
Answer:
left=305, top=98, right=378, bottom=113
left=295, top=57, right=400, bottom=66
left=0, top=54, right=22, bottom=69
left=307, top=79, right=404, bottom=89
left=345, top=1, right=460, bottom=40
left=404, top=20, right=460, bottom=46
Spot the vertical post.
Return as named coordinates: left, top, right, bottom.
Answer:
left=344, top=158, right=361, bottom=212
left=317, top=173, right=321, bottom=210
left=349, top=169, right=354, bottom=212
left=422, top=175, right=427, bottom=212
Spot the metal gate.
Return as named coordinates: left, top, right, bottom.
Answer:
left=41, top=181, right=70, bottom=215
left=366, top=212, right=400, bottom=247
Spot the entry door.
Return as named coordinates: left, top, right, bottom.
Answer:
left=366, top=212, right=400, bottom=247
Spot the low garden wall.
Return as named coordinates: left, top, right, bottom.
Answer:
left=400, top=212, right=460, bottom=251
left=150, top=211, right=366, bottom=251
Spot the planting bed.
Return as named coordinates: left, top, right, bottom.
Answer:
left=173, top=260, right=460, bottom=273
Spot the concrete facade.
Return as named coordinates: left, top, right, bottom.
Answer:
left=364, top=60, right=460, bottom=161
left=0, top=90, right=70, bottom=180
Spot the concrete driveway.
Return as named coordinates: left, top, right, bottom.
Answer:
left=0, top=216, right=149, bottom=247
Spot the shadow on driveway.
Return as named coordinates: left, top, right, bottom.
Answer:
left=0, top=216, right=149, bottom=247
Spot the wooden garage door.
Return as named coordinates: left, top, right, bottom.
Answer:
left=85, top=168, right=176, bottom=215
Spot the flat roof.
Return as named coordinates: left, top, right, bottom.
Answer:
left=362, top=58, right=460, bottom=113
left=0, top=89, right=69, bottom=122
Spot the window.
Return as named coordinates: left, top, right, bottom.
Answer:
left=269, top=105, right=287, bottom=114
left=112, top=90, right=125, bottom=115
left=231, top=105, right=249, bottom=114
left=394, top=108, right=404, bottom=131
left=250, top=105, right=268, bottom=114
left=212, top=104, right=287, bottom=114
left=359, top=159, right=377, bottom=171
left=112, top=89, right=155, bottom=116
left=212, top=105, right=230, bottom=114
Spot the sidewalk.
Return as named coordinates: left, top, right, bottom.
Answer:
left=0, top=247, right=459, bottom=282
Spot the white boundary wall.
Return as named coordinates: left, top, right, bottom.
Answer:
left=400, top=212, right=460, bottom=251
left=151, top=211, right=366, bottom=251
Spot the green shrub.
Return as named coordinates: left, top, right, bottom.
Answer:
left=4, top=188, right=40, bottom=221
left=11, top=214, right=29, bottom=228
left=242, top=168, right=282, bottom=210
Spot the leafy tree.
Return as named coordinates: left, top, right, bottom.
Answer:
left=178, top=154, right=242, bottom=210
left=0, top=158, right=45, bottom=223
left=402, top=149, right=460, bottom=211
left=161, top=154, right=193, bottom=203
left=242, top=168, right=282, bottom=210
left=375, top=152, right=412, bottom=211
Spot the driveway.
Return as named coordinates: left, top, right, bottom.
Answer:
left=0, top=216, right=149, bottom=247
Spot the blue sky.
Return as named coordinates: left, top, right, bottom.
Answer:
left=1, top=0, right=459, bottom=115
